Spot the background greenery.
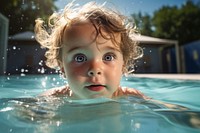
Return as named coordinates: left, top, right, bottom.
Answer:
left=0, top=0, right=57, bottom=35
left=132, top=0, right=200, bottom=45
left=1, top=0, right=200, bottom=45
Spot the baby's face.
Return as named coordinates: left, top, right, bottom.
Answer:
left=61, top=22, right=124, bottom=99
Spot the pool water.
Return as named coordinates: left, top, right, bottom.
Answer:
left=0, top=75, right=200, bottom=133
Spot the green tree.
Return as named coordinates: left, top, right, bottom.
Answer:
left=152, top=0, right=200, bottom=45
left=0, top=0, right=57, bottom=35
left=152, top=6, right=179, bottom=39
left=177, top=0, right=200, bottom=44
left=131, top=12, right=153, bottom=36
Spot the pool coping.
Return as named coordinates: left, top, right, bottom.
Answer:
left=132, top=74, right=200, bottom=81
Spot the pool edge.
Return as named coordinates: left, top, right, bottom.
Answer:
left=131, top=74, right=200, bottom=81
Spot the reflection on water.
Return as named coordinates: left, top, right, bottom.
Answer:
left=0, top=75, right=200, bottom=133
left=0, top=96, right=200, bottom=133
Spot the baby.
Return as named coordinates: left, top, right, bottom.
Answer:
left=35, top=1, right=145, bottom=99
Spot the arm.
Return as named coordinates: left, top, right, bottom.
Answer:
left=39, top=86, right=72, bottom=97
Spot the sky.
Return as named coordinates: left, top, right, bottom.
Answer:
left=55, top=0, right=200, bottom=16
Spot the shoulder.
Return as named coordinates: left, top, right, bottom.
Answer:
left=39, top=86, right=72, bottom=97
left=112, top=86, right=147, bottom=99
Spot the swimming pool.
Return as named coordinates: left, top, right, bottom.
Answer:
left=0, top=75, right=200, bottom=133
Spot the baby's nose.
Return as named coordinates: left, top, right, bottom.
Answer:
left=88, top=70, right=102, bottom=77
left=87, top=60, right=102, bottom=77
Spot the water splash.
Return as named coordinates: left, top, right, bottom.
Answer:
left=12, top=46, right=16, bottom=50
left=20, top=73, right=26, bottom=76
left=1, top=107, right=14, bottom=112
left=38, top=60, right=43, bottom=66
left=21, top=69, right=24, bottom=73
left=41, top=81, right=46, bottom=88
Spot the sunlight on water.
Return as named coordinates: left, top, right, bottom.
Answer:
left=0, top=75, right=200, bottom=133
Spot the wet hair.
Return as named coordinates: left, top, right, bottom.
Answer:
left=35, top=1, right=143, bottom=73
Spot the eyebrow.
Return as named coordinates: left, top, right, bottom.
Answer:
left=104, top=46, right=121, bottom=52
left=67, top=46, right=84, bottom=54
left=67, top=45, right=121, bottom=54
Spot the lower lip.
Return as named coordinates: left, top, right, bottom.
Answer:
left=86, top=86, right=105, bottom=91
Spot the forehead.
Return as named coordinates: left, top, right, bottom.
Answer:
left=63, top=22, right=121, bottom=46
left=63, top=22, right=94, bottom=43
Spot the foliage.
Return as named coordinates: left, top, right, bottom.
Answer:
left=0, top=0, right=57, bottom=35
left=132, top=0, right=200, bottom=45
left=152, top=6, right=179, bottom=39
left=131, top=12, right=153, bottom=36
left=153, top=0, right=200, bottom=44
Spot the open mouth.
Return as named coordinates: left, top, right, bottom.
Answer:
left=86, top=85, right=105, bottom=91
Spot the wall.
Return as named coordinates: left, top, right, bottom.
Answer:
left=183, top=40, right=200, bottom=73
left=0, top=13, right=9, bottom=75
left=135, top=45, right=162, bottom=73
left=7, top=40, right=55, bottom=74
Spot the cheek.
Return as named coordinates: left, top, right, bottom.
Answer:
left=106, top=63, right=123, bottom=79
left=65, top=63, right=87, bottom=78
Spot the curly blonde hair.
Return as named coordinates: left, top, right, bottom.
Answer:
left=35, top=1, right=142, bottom=73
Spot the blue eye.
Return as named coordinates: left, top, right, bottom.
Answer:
left=103, top=54, right=115, bottom=61
left=74, top=54, right=87, bottom=63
